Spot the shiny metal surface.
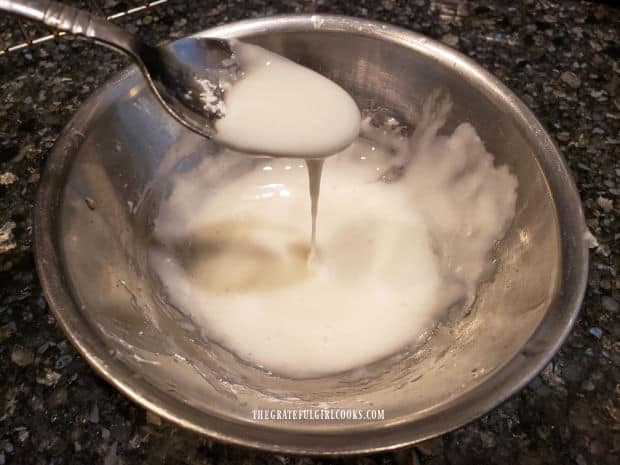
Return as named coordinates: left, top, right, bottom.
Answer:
left=0, top=0, right=169, bottom=55
left=0, top=0, right=232, bottom=137
left=33, top=15, right=588, bottom=455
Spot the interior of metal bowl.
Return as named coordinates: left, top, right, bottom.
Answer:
left=34, top=15, right=588, bottom=454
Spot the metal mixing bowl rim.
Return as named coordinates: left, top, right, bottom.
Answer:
left=34, top=14, right=588, bottom=455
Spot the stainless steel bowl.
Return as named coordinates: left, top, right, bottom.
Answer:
left=34, top=15, right=588, bottom=455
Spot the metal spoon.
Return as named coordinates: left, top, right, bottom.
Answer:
left=0, top=0, right=237, bottom=138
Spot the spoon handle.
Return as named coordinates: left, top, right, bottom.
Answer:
left=0, top=0, right=143, bottom=60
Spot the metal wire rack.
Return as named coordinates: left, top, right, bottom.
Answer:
left=0, top=0, right=168, bottom=56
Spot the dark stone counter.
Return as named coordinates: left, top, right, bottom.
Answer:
left=0, top=1, right=618, bottom=464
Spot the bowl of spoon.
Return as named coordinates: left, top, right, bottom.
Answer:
left=32, top=14, right=588, bottom=454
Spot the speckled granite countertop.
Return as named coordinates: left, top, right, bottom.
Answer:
left=0, top=1, right=618, bottom=464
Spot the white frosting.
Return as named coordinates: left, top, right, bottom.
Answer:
left=212, top=42, right=361, bottom=158
left=153, top=94, right=518, bottom=378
